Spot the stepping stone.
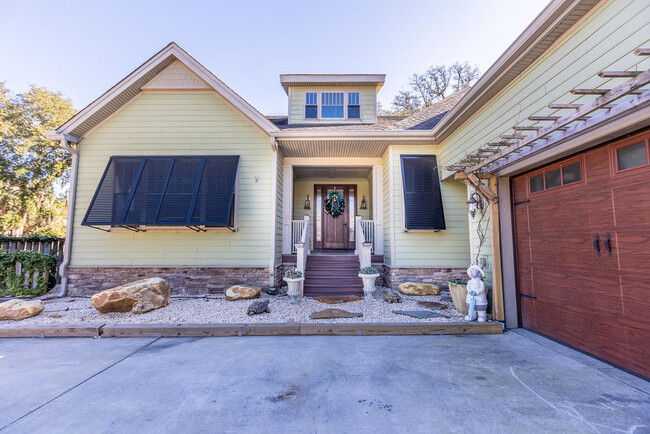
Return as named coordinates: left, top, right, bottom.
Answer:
left=392, top=310, right=449, bottom=319
left=417, top=301, right=448, bottom=310
left=440, top=296, right=454, bottom=302
left=310, top=308, right=363, bottom=320
left=315, top=296, right=363, bottom=304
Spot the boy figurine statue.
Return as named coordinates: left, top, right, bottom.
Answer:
left=465, top=264, right=488, bottom=323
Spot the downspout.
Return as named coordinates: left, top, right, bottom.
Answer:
left=268, top=137, right=278, bottom=287
left=55, top=137, right=79, bottom=297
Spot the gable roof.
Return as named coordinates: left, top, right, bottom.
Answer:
left=55, top=42, right=278, bottom=140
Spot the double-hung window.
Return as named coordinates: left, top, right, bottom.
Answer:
left=321, top=92, right=344, bottom=118
left=305, top=92, right=318, bottom=119
left=348, top=92, right=360, bottom=119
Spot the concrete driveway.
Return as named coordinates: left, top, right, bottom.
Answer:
left=0, top=330, right=648, bottom=433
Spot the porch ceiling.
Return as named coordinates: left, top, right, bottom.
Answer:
left=293, top=166, right=371, bottom=179
left=276, top=138, right=436, bottom=157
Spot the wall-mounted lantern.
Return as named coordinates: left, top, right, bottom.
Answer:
left=466, top=192, right=484, bottom=219
left=360, top=195, right=367, bottom=210
left=304, top=195, right=311, bottom=210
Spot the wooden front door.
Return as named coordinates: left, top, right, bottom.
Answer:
left=314, top=185, right=356, bottom=250
left=513, top=129, right=650, bottom=378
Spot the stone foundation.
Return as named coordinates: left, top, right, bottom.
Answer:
left=67, top=266, right=272, bottom=296
left=383, top=267, right=466, bottom=291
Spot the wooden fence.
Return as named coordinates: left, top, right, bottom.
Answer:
left=0, top=238, right=65, bottom=282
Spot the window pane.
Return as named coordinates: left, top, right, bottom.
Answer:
left=306, top=92, right=317, bottom=105
left=545, top=169, right=561, bottom=189
left=322, top=105, right=343, bottom=118
left=316, top=188, right=322, bottom=242
left=305, top=105, right=317, bottom=119
left=348, top=92, right=359, bottom=105
left=530, top=174, right=544, bottom=193
left=617, top=141, right=647, bottom=171
left=348, top=105, right=360, bottom=119
left=562, top=163, right=581, bottom=184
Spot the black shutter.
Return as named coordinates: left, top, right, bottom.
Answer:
left=400, top=155, right=446, bottom=230
left=82, top=156, right=239, bottom=228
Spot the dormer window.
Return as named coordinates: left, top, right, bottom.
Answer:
left=305, top=92, right=318, bottom=119
left=348, top=92, right=360, bottom=119
left=302, top=90, right=363, bottom=121
left=321, top=92, right=344, bottom=118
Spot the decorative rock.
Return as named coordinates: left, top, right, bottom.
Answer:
left=441, top=296, right=454, bottom=302
left=383, top=290, right=402, bottom=304
left=392, top=310, right=448, bottom=319
left=247, top=299, right=270, bottom=316
left=310, top=308, right=363, bottom=320
left=398, top=282, right=440, bottom=296
left=49, top=314, right=62, bottom=319
left=225, top=285, right=261, bottom=301
left=315, top=295, right=363, bottom=304
left=261, top=287, right=278, bottom=295
left=0, top=299, right=44, bottom=321
left=417, top=301, right=448, bottom=310
left=91, top=278, right=170, bottom=314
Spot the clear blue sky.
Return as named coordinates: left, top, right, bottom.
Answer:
left=1, top=0, right=549, bottom=115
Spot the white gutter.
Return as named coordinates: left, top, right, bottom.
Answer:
left=45, top=131, right=80, bottom=297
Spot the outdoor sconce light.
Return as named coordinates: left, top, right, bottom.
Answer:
left=360, top=195, right=367, bottom=210
left=304, top=195, right=311, bottom=210
left=466, top=192, right=484, bottom=219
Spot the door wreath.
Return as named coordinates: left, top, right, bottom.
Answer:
left=324, top=191, right=345, bottom=218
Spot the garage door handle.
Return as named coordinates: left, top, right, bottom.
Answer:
left=593, top=233, right=600, bottom=257
left=604, top=233, right=612, bottom=257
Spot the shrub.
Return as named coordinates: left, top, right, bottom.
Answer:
left=0, top=250, right=56, bottom=298
left=359, top=266, right=379, bottom=275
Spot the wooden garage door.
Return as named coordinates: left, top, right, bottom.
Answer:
left=513, top=129, right=650, bottom=378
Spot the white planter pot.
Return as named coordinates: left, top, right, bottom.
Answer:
left=358, top=273, right=380, bottom=300
left=283, top=276, right=304, bottom=301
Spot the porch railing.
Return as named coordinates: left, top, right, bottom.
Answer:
left=360, top=220, right=375, bottom=254
left=295, top=215, right=310, bottom=275
left=355, top=216, right=372, bottom=269
left=290, top=220, right=305, bottom=254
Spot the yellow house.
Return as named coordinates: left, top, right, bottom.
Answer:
left=46, top=0, right=650, bottom=378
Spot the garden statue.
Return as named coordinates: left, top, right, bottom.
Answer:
left=465, top=264, right=487, bottom=323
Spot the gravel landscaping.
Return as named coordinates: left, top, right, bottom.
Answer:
left=0, top=289, right=488, bottom=326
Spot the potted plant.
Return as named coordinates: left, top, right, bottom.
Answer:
left=283, top=268, right=304, bottom=303
left=448, top=279, right=468, bottom=314
left=358, top=266, right=380, bottom=300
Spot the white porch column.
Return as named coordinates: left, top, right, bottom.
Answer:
left=372, top=165, right=384, bottom=255
left=282, top=164, right=293, bottom=254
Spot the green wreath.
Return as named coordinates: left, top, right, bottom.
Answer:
left=324, top=191, right=345, bottom=218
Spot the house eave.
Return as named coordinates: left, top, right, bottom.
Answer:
left=430, top=0, right=602, bottom=141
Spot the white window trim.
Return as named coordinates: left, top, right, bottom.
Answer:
left=303, top=90, right=363, bottom=121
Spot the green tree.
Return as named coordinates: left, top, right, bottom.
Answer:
left=391, top=90, right=422, bottom=116
left=0, top=83, right=77, bottom=237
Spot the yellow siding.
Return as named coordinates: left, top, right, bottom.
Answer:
left=289, top=87, right=377, bottom=124
left=292, top=177, right=371, bottom=249
left=275, top=151, right=284, bottom=264
left=390, top=146, right=470, bottom=268
left=72, top=92, right=274, bottom=267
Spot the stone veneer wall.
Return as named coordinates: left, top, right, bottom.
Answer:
left=383, top=267, right=467, bottom=291
left=67, top=266, right=272, bottom=296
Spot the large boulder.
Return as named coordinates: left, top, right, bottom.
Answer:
left=225, top=285, right=261, bottom=301
left=0, top=299, right=44, bottom=321
left=398, top=282, right=441, bottom=296
left=91, top=278, right=170, bottom=314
